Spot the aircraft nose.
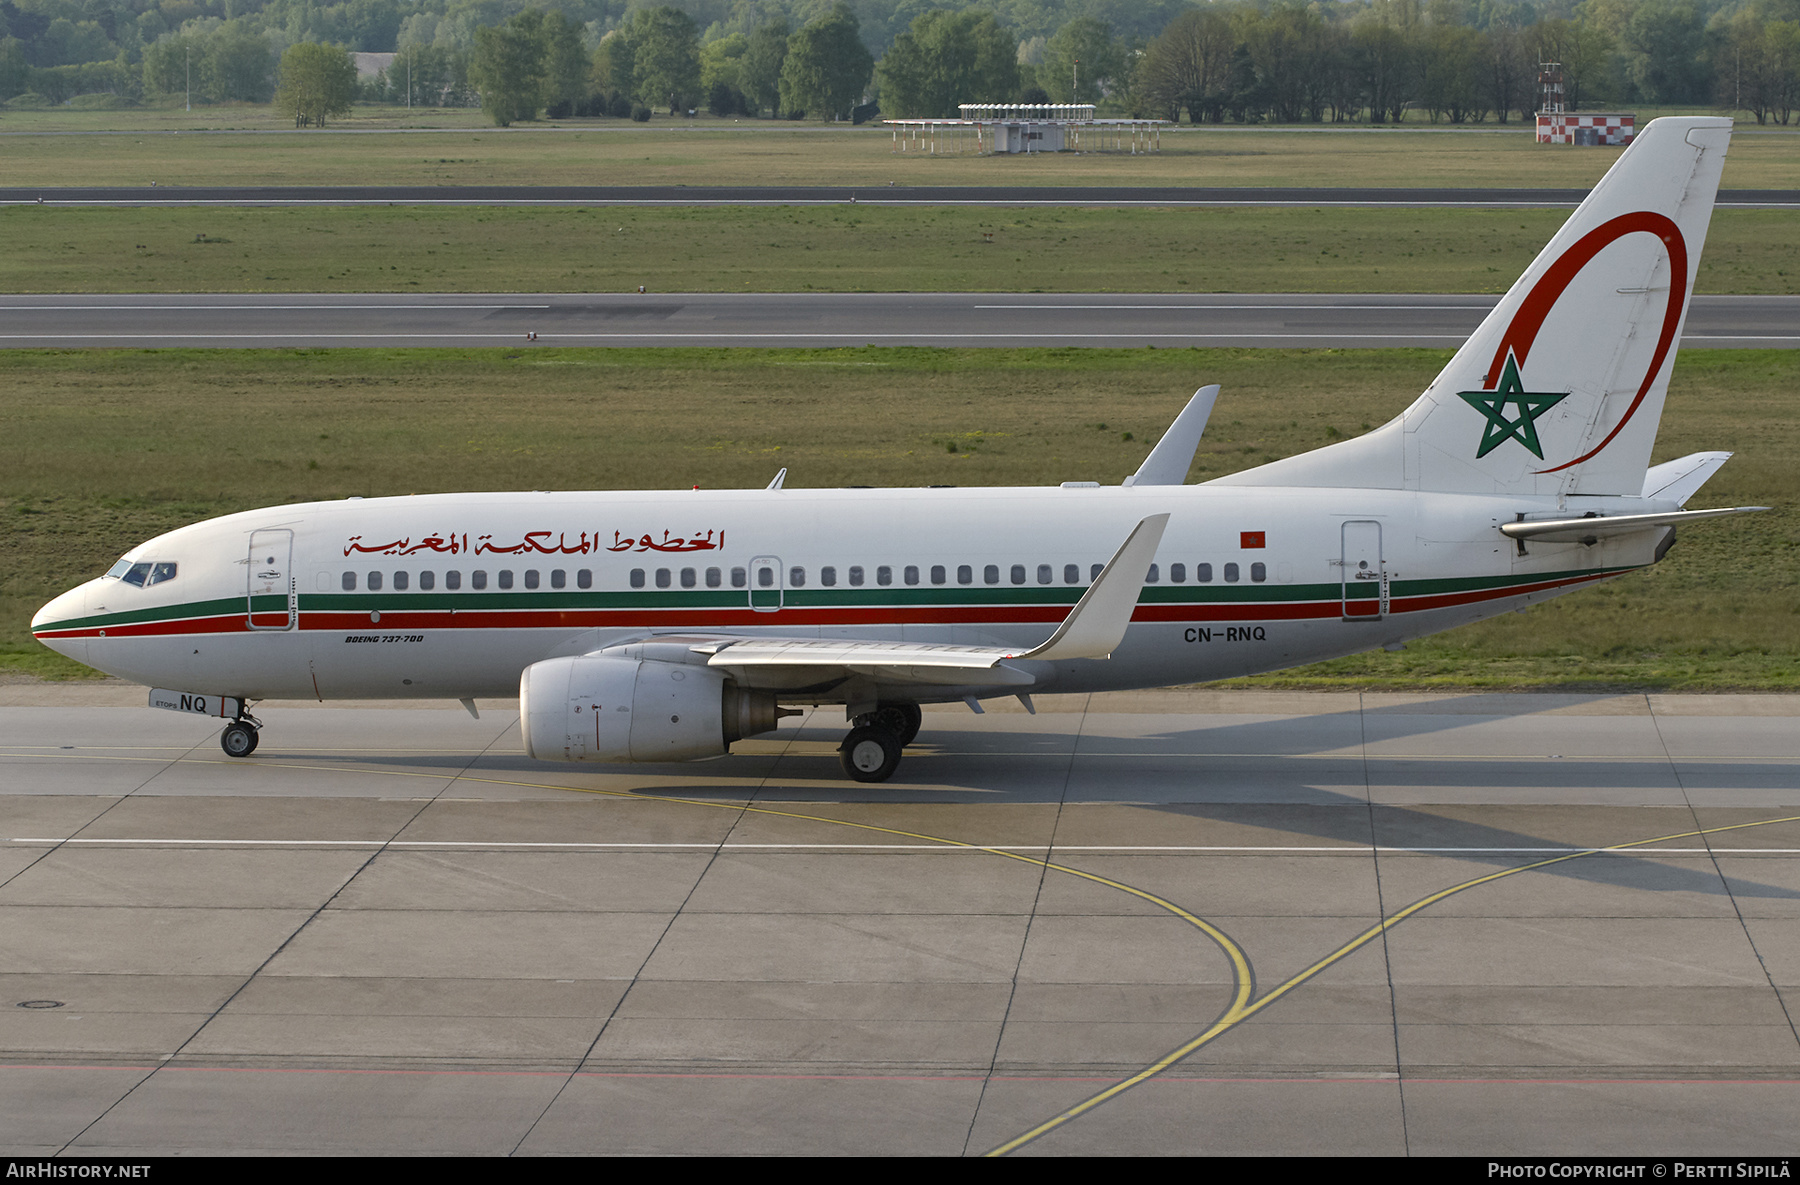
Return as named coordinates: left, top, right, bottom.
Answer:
left=32, top=581, right=96, bottom=661
left=33, top=584, right=81, bottom=631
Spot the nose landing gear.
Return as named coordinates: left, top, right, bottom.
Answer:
left=220, top=713, right=262, bottom=758
left=836, top=703, right=925, bottom=783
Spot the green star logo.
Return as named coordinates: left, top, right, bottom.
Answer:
left=1457, top=352, right=1569, bottom=460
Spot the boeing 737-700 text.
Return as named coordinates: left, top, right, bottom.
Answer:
left=32, top=117, right=1766, bottom=782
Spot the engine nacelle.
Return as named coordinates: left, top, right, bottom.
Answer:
left=520, top=655, right=784, bottom=763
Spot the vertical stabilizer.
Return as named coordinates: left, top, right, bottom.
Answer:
left=1216, top=117, right=1731, bottom=497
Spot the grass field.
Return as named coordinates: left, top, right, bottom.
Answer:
left=4, top=347, right=1794, bottom=689
left=1, top=111, right=1795, bottom=190
left=2, top=204, right=1792, bottom=294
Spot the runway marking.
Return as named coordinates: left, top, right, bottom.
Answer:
left=0, top=332, right=1482, bottom=341
left=6, top=334, right=1793, bottom=348
left=11, top=1062, right=1800, bottom=1086
left=973, top=303, right=1498, bottom=310
left=13, top=837, right=1800, bottom=855
left=12, top=745, right=1796, bottom=762
left=0, top=304, right=547, bottom=311
left=982, top=810, right=1800, bottom=1156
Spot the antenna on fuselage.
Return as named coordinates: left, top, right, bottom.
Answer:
left=1124, top=385, right=1219, bottom=487
left=766, top=468, right=787, bottom=490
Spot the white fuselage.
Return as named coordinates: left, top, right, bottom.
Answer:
left=32, top=483, right=1670, bottom=704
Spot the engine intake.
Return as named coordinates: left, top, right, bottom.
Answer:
left=520, top=654, right=786, bottom=763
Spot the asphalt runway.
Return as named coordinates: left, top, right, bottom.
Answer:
left=4, top=292, right=1797, bottom=349
left=3, top=683, right=1797, bottom=1156
left=3, top=185, right=1796, bottom=208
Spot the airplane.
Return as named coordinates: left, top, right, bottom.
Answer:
left=31, top=116, right=1767, bottom=783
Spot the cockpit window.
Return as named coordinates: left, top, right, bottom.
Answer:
left=106, top=557, right=133, bottom=579
left=117, top=561, right=177, bottom=588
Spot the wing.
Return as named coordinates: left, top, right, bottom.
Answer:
left=591, top=514, right=1169, bottom=703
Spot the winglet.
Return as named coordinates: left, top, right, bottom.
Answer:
left=1016, top=514, right=1169, bottom=662
left=1125, top=386, right=1218, bottom=487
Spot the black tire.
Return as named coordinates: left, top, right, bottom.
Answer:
left=871, top=703, right=923, bottom=747
left=838, top=725, right=903, bottom=783
left=221, top=721, right=258, bottom=758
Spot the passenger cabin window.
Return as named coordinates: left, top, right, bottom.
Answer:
left=1170, top=563, right=1186, bottom=583
left=821, top=566, right=837, bottom=587
left=1251, top=562, right=1267, bottom=583
left=629, top=569, right=645, bottom=589
left=1038, top=564, right=1053, bottom=585
left=447, top=571, right=462, bottom=590
left=551, top=570, right=566, bottom=589
left=904, top=565, right=919, bottom=586
left=1064, top=564, right=1080, bottom=584
left=958, top=565, right=973, bottom=585
left=419, top=571, right=435, bottom=591
left=577, top=569, right=592, bottom=589
left=473, top=570, right=489, bottom=590
left=1090, top=564, right=1104, bottom=581
left=931, top=565, right=946, bottom=585
left=655, top=569, right=671, bottom=589
left=731, top=567, right=747, bottom=588
left=1197, top=563, right=1213, bottom=583
left=704, top=568, right=720, bottom=588
left=1224, top=563, right=1240, bottom=583
left=877, top=566, right=893, bottom=586
left=680, top=567, right=697, bottom=588
left=984, top=565, right=999, bottom=585
left=1010, top=564, right=1026, bottom=585
left=498, top=570, right=514, bottom=590
left=524, top=570, right=539, bottom=590
left=756, top=567, right=773, bottom=588
left=1145, top=564, right=1159, bottom=583
left=848, top=566, right=865, bottom=587
left=393, top=571, right=409, bottom=591
left=368, top=571, right=383, bottom=591
left=342, top=572, right=356, bottom=591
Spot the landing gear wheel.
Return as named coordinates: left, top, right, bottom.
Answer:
left=221, top=720, right=259, bottom=758
left=869, top=703, right=923, bottom=747
left=838, top=726, right=903, bottom=783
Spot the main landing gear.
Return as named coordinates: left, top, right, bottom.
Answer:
left=837, top=703, right=923, bottom=783
left=220, top=711, right=263, bottom=758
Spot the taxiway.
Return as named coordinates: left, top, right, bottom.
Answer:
left=2, top=684, right=1796, bottom=1155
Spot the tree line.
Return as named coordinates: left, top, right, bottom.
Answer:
left=1, top=0, right=1796, bottom=127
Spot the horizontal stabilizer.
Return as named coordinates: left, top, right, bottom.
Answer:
left=1642, top=451, right=1731, bottom=504
left=1500, top=506, right=1767, bottom=543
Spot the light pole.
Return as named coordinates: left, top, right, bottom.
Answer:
left=185, top=44, right=191, bottom=112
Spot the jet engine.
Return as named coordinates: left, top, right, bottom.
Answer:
left=520, top=654, right=786, bottom=763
